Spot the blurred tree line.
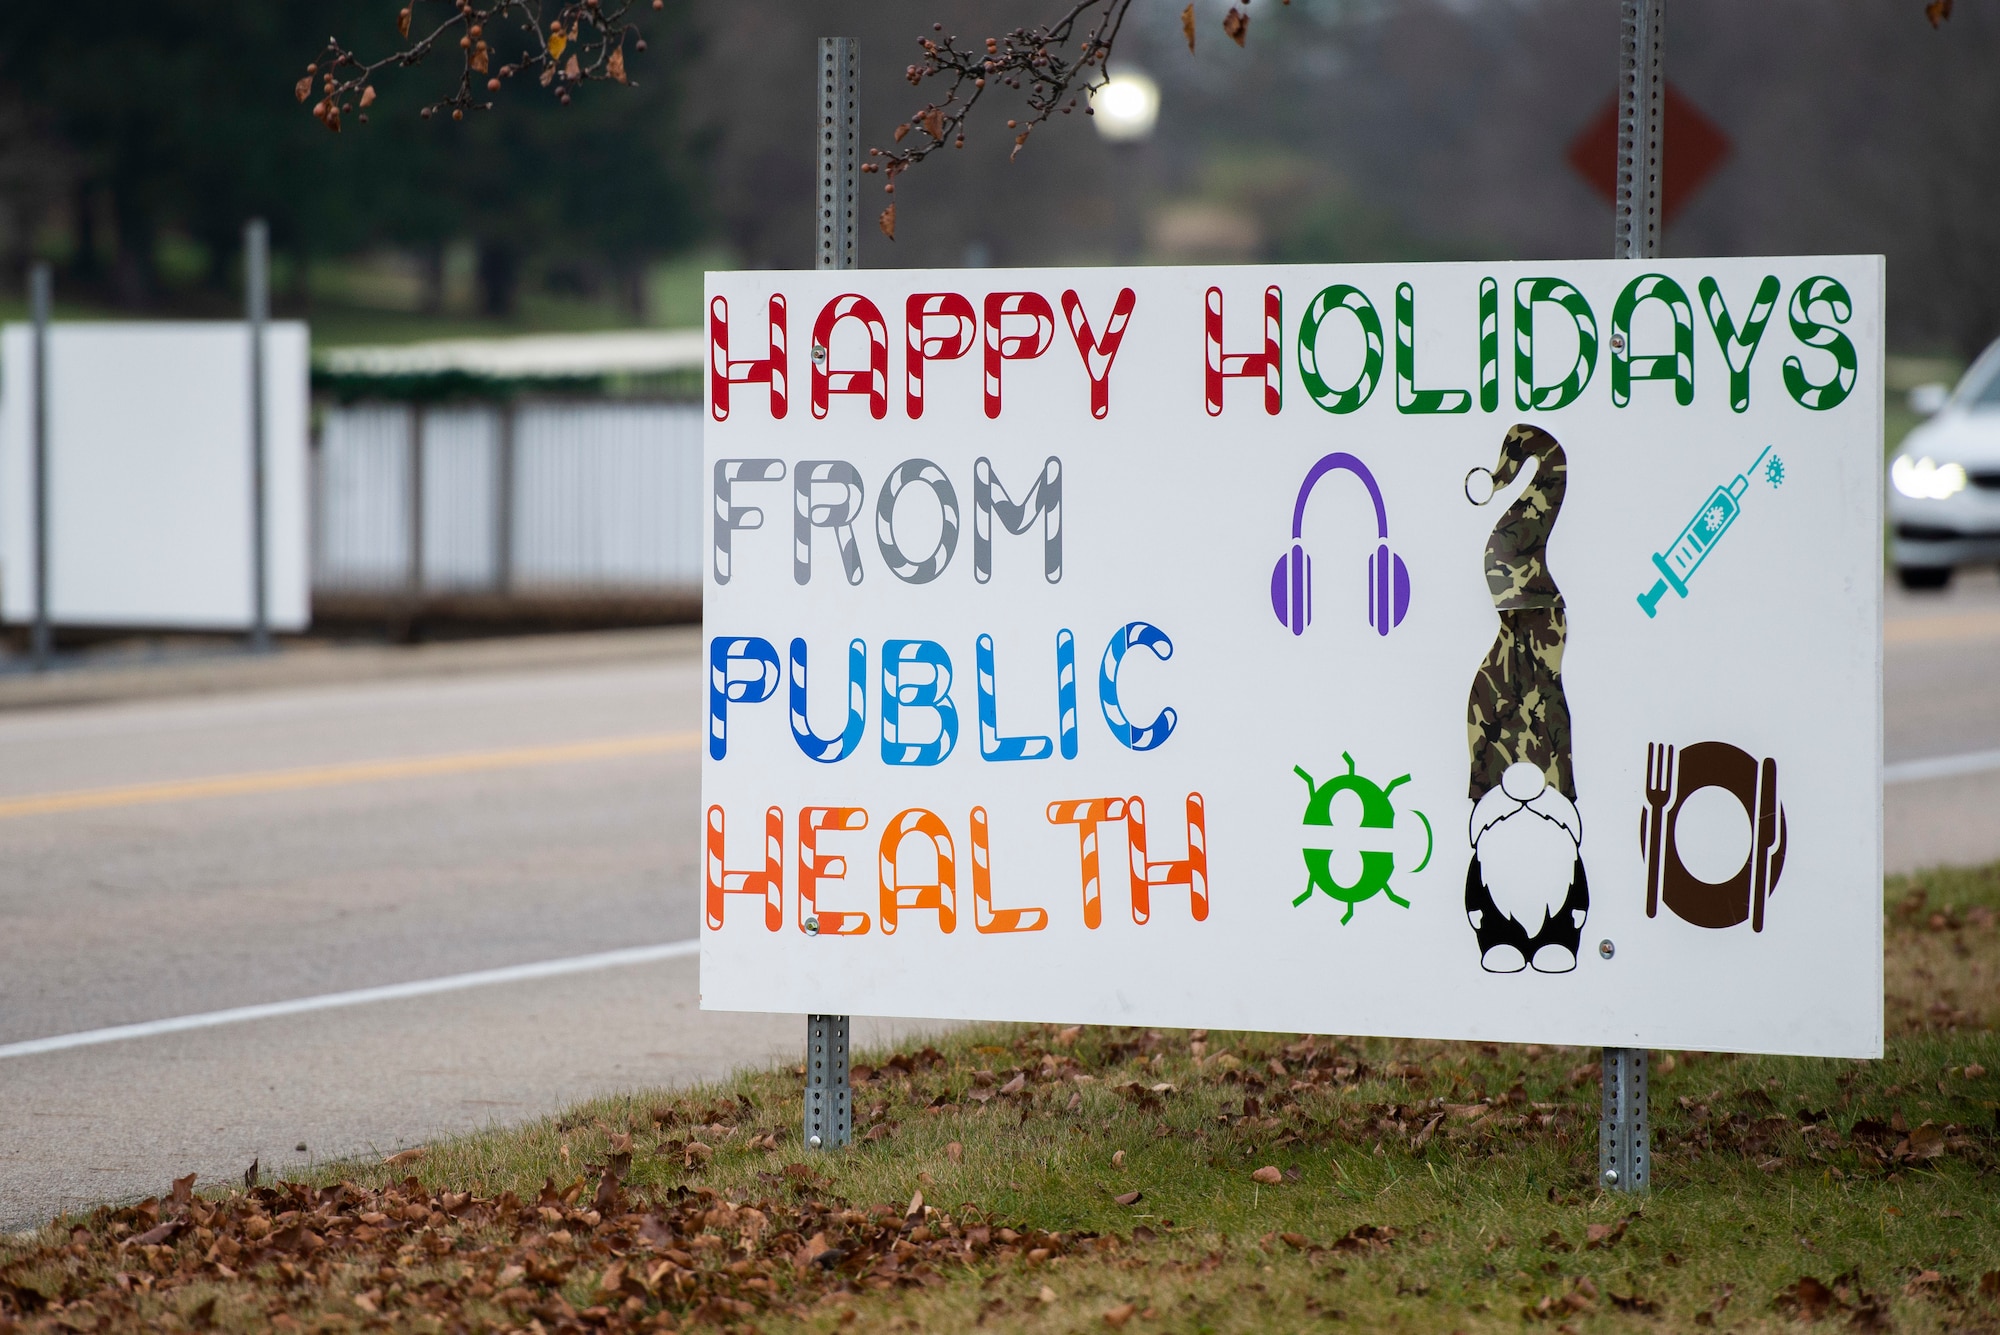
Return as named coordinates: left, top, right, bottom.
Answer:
left=687, top=0, right=2000, bottom=359
left=0, top=0, right=703, bottom=316
left=2, top=0, right=1997, bottom=357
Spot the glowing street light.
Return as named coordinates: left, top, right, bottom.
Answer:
left=1092, top=70, right=1160, bottom=143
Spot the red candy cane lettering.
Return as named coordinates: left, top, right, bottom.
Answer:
left=983, top=291, right=1056, bottom=420
left=1061, top=288, right=1136, bottom=420
left=969, top=806, right=1048, bottom=934
left=1204, top=285, right=1282, bottom=416
left=799, top=806, right=871, bottom=936
left=878, top=808, right=958, bottom=935
left=1046, top=797, right=1144, bottom=929
left=709, top=294, right=788, bottom=422
left=905, top=292, right=977, bottom=420
left=811, top=295, right=889, bottom=420
left=704, top=804, right=782, bottom=931
left=1125, top=793, right=1211, bottom=923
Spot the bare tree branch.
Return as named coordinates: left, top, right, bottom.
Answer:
left=301, top=0, right=649, bottom=130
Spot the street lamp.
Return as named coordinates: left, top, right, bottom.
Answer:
left=1092, top=70, right=1160, bottom=143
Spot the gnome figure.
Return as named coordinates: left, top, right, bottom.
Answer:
left=1463, top=424, right=1586, bottom=974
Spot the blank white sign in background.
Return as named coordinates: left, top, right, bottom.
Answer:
left=0, top=322, right=308, bottom=631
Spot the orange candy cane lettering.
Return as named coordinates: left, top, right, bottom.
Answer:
left=1126, top=793, right=1211, bottom=923
left=704, top=804, right=783, bottom=931
left=1045, top=797, right=1142, bottom=929
left=969, top=806, right=1047, bottom=933
left=799, top=806, right=871, bottom=936
left=878, top=808, right=958, bottom=935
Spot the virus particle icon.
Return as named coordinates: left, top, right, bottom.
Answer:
left=1764, top=454, right=1786, bottom=488
left=1702, top=503, right=1728, bottom=534
left=1294, top=752, right=1433, bottom=924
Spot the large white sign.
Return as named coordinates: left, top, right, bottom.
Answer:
left=0, top=322, right=310, bottom=631
left=701, top=259, right=1883, bottom=1059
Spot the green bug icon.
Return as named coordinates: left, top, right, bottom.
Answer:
left=1294, top=753, right=1433, bottom=923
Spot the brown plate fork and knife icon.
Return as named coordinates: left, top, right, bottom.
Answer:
left=1643, top=741, right=1786, bottom=932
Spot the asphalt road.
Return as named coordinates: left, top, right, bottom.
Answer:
left=1884, top=565, right=2000, bottom=873
left=0, top=631, right=928, bottom=1231
left=0, top=580, right=1994, bottom=1230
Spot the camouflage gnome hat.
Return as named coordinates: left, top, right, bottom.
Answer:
left=1466, top=423, right=1575, bottom=801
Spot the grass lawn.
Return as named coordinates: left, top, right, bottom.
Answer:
left=3, top=866, right=1997, bottom=1334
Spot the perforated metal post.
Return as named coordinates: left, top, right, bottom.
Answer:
left=1599, top=1047, right=1651, bottom=1192
left=245, top=219, right=272, bottom=652
left=803, top=35, right=860, bottom=1154
left=1613, top=0, right=1666, bottom=263
left=817, top=36, right=859, bottom=274
left=805, top=1012, right=851, bottom=1150
left=1601, top=0, right=1663, bottom=1196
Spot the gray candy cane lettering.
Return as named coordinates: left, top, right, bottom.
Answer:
left=973, top=456, right=1062, bottom=584
left=793, top=459, right=866, bottom=585
left=712, top=458, right=784, bottom=584
left=875, top=459, right=961, bottom=584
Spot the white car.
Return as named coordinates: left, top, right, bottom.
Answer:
left=1890, top=338, right=2000, bottom=589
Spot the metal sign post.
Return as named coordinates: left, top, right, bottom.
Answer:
left=245, top=219, right=273, bottom=652
left=803, top=34, right=859, bottom=1154
left=29, top=262, right=52, bottom=671
left=1600, top=0, right=1664, bottom=1196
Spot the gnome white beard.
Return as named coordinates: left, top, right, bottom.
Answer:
left=1475, top=807, right=1580, bottom=932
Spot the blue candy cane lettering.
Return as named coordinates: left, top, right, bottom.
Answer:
left=708, top=635, right=780, bottom=760
left=789, top=637, right=866, bottom=763
left=881, top=639, right=960, bottom=766
left=1056, top=628, right=1078, bottom=760
left=1098, top=622, right=1177, bottom=752
left=975, top=634, right=1054, bottom=762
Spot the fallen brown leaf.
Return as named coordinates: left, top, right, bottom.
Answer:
left=1250, top=1166, right=1283, bottom=1184
left=1104, top=1301, right=1137, bottom=1328
left=1114, top=1190, right=1142, bottom=1206
left=947, top=1141, right=963, bottom=1163
left=1774, top=1275, right=1838, bottom=1321
left=381, top=1147, right=426, bottom=1167
left=1223, top=7, right=1249, bottom=45
left=1181, top=3, right=1196, bottom=50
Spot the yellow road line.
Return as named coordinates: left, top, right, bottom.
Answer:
left=1885, top=610, right=2000, bottom=646
left=0, top=731, right=699, bottom=821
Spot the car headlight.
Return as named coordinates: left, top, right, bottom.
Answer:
left=1892, top=455, right=1969, bottom=500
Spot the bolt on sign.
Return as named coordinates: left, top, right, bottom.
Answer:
left=701, top=257, right=1884, bottom=1059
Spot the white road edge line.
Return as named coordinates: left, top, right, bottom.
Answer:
left=0, top=940, right=700, bottom=1062
left=1884, top=748, right=2000, bottom=786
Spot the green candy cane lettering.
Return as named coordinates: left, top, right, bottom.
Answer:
left=1479, top=277, right=1499, bottom=412
left=1698, top=275, right=1779, bottom=413
left=1513, top=278, right=1598, bottom=412
left=1782, top=276, right=1858, bottom=412
left=1297, top=285, right=1384, bottom=415
left=1610, top=273, right=1694, bottom=407
left=1395, top=283, right=1471, bottom=414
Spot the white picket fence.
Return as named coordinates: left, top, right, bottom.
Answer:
left=314, top=399, right=704, bottom=596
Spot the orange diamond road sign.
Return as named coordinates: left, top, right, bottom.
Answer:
left=1567, top=84, right=1731, bottom=225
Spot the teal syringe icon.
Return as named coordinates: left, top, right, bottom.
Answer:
left=1638, top=446, right=1774, bottom=618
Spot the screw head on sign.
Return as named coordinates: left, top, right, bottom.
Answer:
left=812, top=343, right=828, bottom=368
left=805, top=916, right=821, bottom=936
left=1602, top=1168, right=1619, bottom=1187
left=808, top=1134, right=822, bottom=1149
left=1609, top=331, right=1626, bottom=353
left=1598, top=939, right=1615, bottom=959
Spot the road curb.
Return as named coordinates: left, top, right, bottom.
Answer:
left=0, top=626, right=702, bottom=713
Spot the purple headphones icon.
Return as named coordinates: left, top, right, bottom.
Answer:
left=1271, top=452, right=1411, bottom=637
